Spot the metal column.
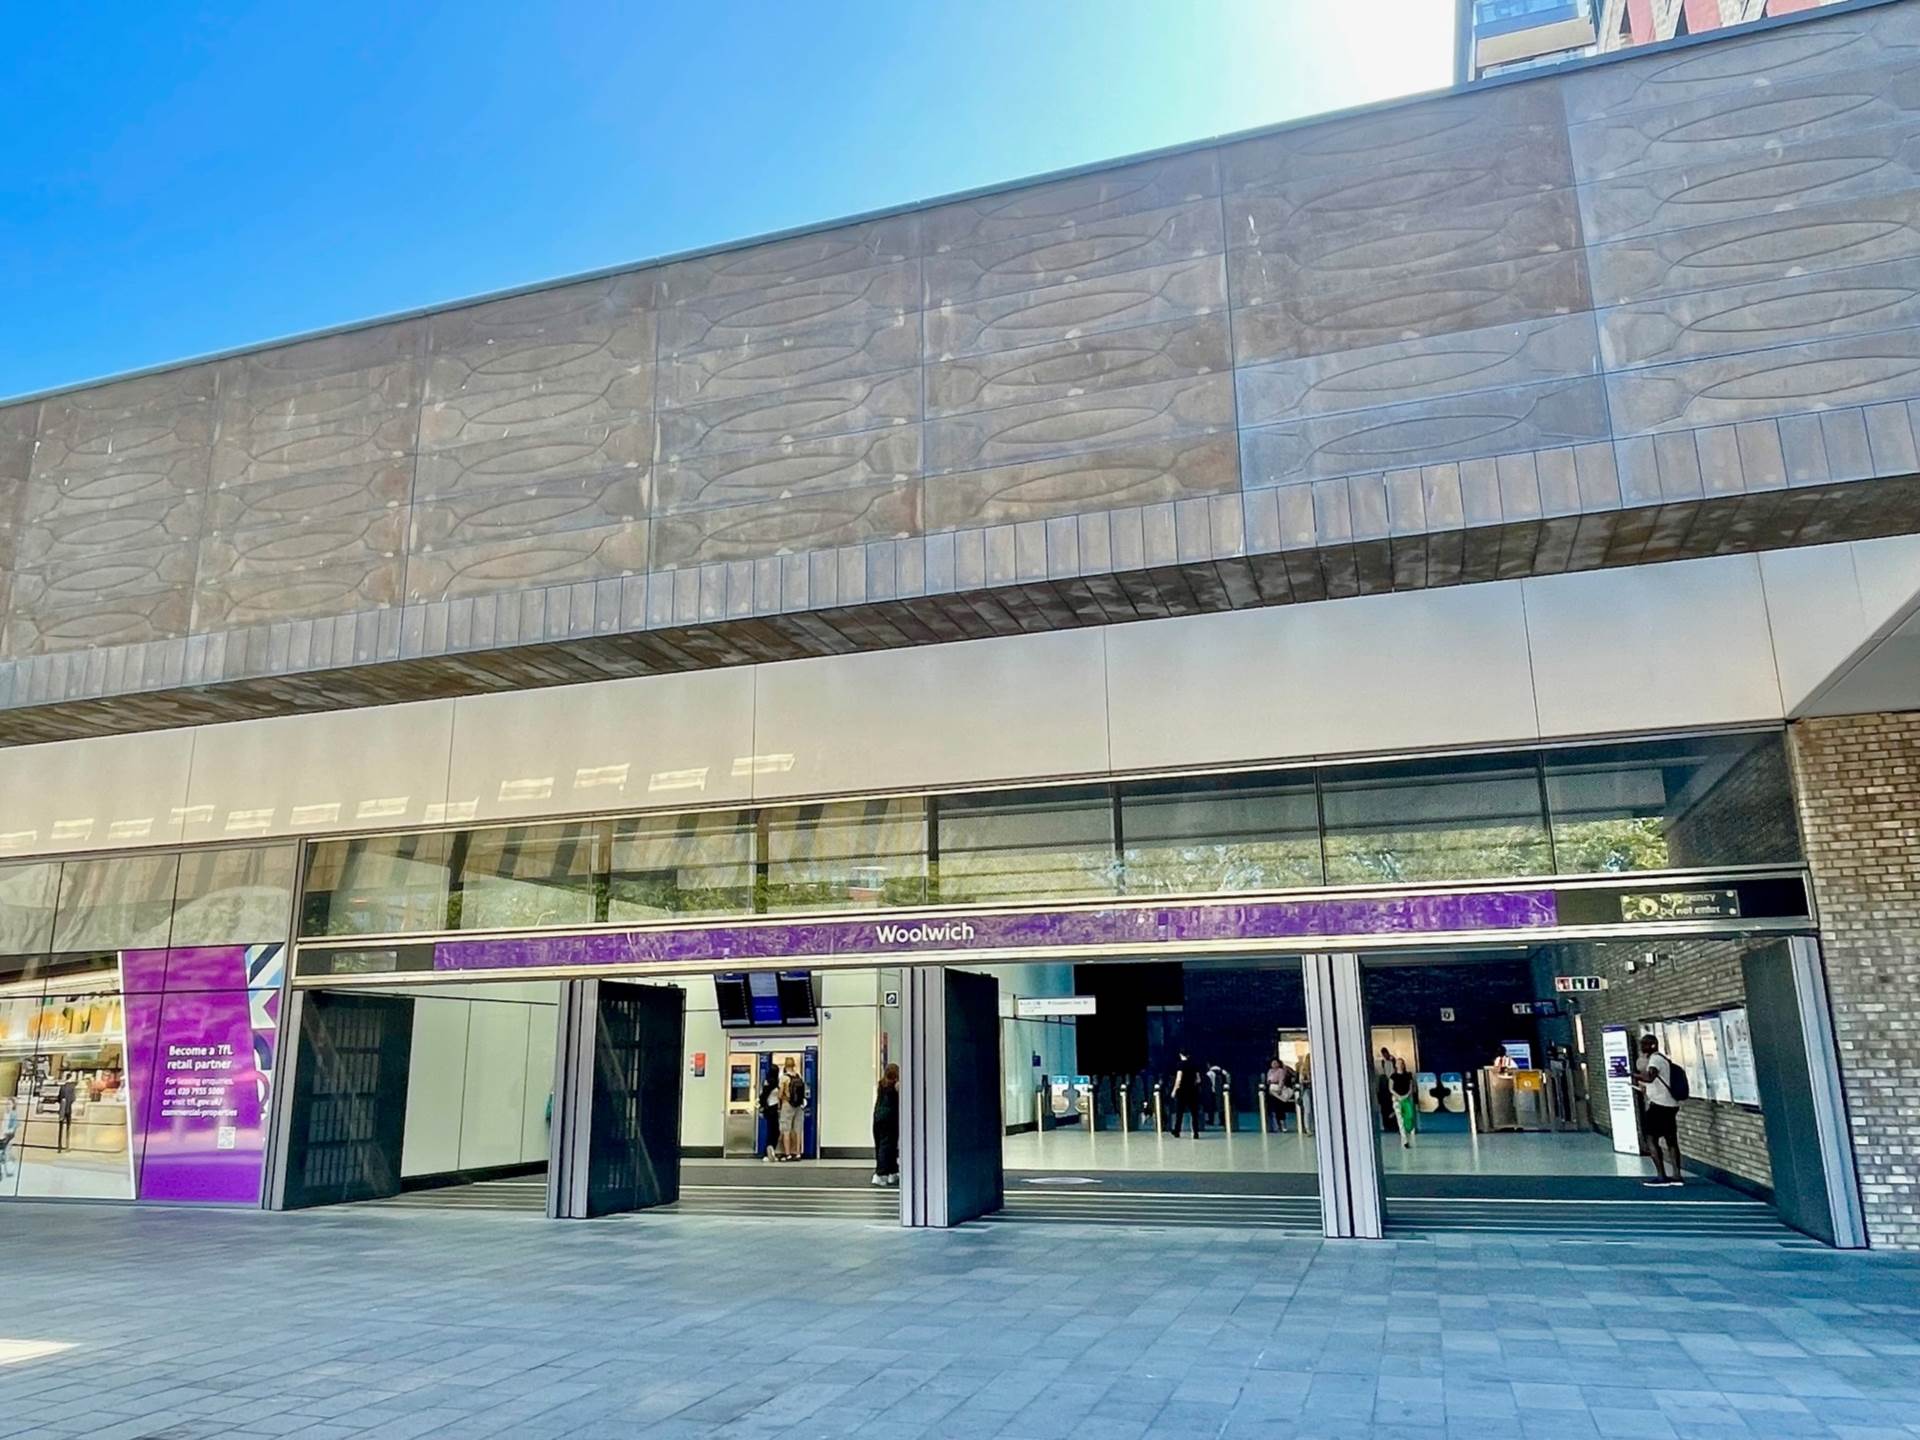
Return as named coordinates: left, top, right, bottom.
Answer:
left=1788, top=936, right=1869, bottom=1249
left=1302, top=952, right=1383, bottom=1240
left=901, top=967, right=946, bottom=1227
left=548, top=979, right=596, bottom=1220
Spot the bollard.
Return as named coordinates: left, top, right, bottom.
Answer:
left=1222, top=1084, right=1233, bottom=1135
left=1119, top=1086, right=1129, bottom=1134
left=1153, top=1084, right=1163, bottom=1133
left=1036, top=1088, right=1044, bottom=1135
left=1257, top=1085, right=1268, bottom=1135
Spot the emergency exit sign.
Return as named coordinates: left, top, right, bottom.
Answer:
left=1555, top=976, right=1607, bottom=993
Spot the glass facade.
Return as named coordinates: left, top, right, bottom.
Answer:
left=1321, top=753, right=1553, bottom=886
left=936, top=788, right=1117, bottom=905
left=608, top=809, right=755, bottom=921
left=1, top=844, right=295, bottom=1205
left=1118, top=772, right=1321, bottom=893
left=764, top=798, right=929, bottom=912
left=281, top=732, right=1805, bottom=939
left=451, top=823, right=601, bottom=932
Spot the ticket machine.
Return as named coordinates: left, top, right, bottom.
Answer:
left=722, top=1054, right=759, bottom=1157
left=722, top=1045, right=820, bottom=1158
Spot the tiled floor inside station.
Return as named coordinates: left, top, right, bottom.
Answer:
left=1, top=1200, right=1916, bottom=1439
left=1003, top=1124, right=1662, bottom=1177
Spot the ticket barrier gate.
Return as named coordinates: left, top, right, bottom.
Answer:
left=1471, top=1065, right=1575, bottom=1133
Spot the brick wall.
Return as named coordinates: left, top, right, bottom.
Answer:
left=1790, top=714, right=1920, bottom=1249
left=1665, top=732, right=1800, bottom=869
left=1561, top=939, right=1774, bottom=1191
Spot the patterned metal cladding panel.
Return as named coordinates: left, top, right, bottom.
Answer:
left=2, top=0, right=1920, bottom=726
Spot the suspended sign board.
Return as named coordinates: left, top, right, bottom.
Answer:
left=1619, top=889, right=1740, bottom=922
left=1016, top=996, right=1096, bottom=1018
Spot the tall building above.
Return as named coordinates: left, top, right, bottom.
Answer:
left=1462, top=0, right=1852, bottom=80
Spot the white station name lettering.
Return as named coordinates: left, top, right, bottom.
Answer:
left=875, top=921, right=978, bottom=946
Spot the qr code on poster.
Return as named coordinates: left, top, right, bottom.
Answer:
left=217, top=1126, right=237, bottom=1150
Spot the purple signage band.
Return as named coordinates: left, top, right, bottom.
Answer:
left=434, top=889, right=1559, bottom=974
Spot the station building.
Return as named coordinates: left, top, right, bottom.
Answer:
left=2, top=0, right=1919, bottom=1246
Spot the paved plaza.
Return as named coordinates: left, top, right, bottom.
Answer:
left=1, top=1203, right=1918, bottom=1439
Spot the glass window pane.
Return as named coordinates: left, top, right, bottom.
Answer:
left=1322, top=755, right=1552, bottom=885
left=1545, top=732, right=1800, bottom=874
left=451, top=824, right=603, bottom=931
left=13, top=958, right=133, bottom=1200
left=1119, top=773, right=1323, bottom=894
left=607, top=810, right=755, bottom=921
left=169, top=845, right=297, bottom=946
left=936, top=787, right=1117, bottom=905
left=299, top=833, right=453, bottom=937
left=52, top=855, right=180, bottom=951
left=0, top=863, right=58, bottom=959
left=764, top=798, right=929, bottom=912
left=0, top=968, right=44, bottom=1198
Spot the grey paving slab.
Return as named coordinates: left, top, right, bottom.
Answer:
left=0, top=1206, right=1916, bottom=1438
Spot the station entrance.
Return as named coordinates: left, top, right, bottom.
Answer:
left=272, top=877, right=1861, bottom=1246
left=271, top=966, right=901, bottom=1223
left=1359, top=937, right=1852, bottom=1241
left=957, top=958, right=1321, bottom=1233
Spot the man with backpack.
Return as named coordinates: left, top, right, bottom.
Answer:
left=1634, top=1033, right=1687, bottom=1188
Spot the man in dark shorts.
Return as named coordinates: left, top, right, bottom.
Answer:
left=1634, top=1033, right=1684, bottom=1188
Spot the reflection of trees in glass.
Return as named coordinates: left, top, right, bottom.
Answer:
left=763, top=800, right=928, bottom=912
left=1553, top=817, right=1668, bottom=874
left=1120, top=842, right=1322, bottom=895
left=607, top=812, right=753, bottom=921
left=932, top=850, right=1121, bottom=905
left=760, top=870, right=927, bottom=913
left=453, top=878, right=596, bottom=931
left=605, top=870, right=751, bottom=921
left=168, top=889, right=298, bottom=947
left=1323, top=826, right=1553, bottom=885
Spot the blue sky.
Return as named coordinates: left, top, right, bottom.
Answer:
left=0, top=1, right=1454, bottom=398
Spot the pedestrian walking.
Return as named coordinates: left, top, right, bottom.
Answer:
left=1390, top=1059, right=1416, bottom=1148
left=1169, top=1051, right=1204, bottom=1137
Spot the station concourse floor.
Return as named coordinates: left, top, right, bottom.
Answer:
left=1002, top=1123, right=1667, bottom=1178
left=2, top=1199, right=1917, bottom=1439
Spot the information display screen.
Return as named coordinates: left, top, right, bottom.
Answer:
left=715, top=971, right=817, bottom=1028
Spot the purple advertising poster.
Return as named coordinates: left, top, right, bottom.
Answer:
left=121, top=945, right=284, bottom=1205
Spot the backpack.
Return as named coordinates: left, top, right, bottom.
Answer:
left=786, top=1073, right=808, bottom=1108
left=1664, top=1057, right=1691, bottom=1102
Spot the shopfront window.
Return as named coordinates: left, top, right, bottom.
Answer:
left=300, top=833, right=454, bottom=937
left=8, top=952, right=132, bottom=1201
left=1322, top=754, right=1552, bottom=886
left=607, top=809, right=755, bottom=921
left=936, top=787, right=1118, bottom=904
left=1545, top=733, right=1800, bottom=875
left=1118, top=773, right=1322, bottom=894
left=451, top=823, right=604, bottom=931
